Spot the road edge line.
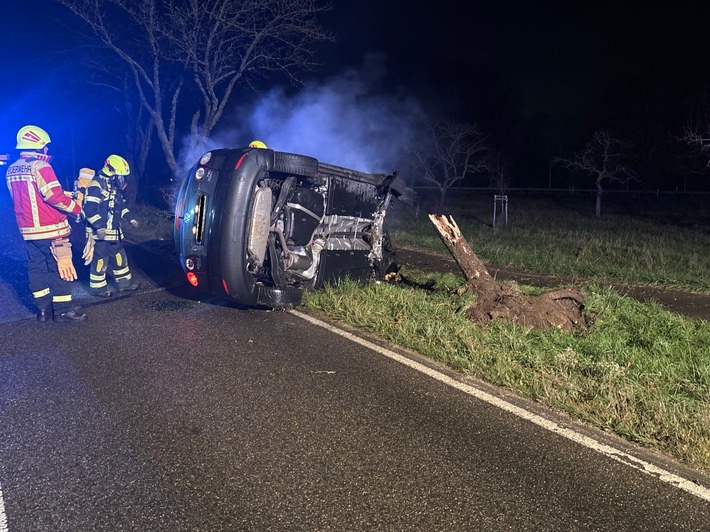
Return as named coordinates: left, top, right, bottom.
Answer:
left=0, top=481, right=8, bottom=532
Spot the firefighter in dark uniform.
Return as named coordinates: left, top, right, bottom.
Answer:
left=83, top=154, right=140, bottom=297
left=5, top=125, right=87, bottom=322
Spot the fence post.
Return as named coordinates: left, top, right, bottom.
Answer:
left=493, top=194, right=508, bottom=229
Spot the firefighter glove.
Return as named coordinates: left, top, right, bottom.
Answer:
left=130, top=219, right=139, bottom=228
left=96, top=228, right=107, bottom=239
left=50, top=238, right=78, bottom=282
left=82, top=232, right=95, bottom=265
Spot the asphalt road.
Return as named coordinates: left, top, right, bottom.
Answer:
left=1, top=193, right=709, bottom=530
left=0, top=287, right=709, bottom=531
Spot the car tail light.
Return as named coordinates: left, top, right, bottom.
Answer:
left=199, top=152, right=212, bottom=166
left=187, top=272, right=198, bottom=286
left=222, top=279, right=229, bottom=295
left=185, top=257, right=195, bottom=271
left=195, top=167, right=206, bottom=181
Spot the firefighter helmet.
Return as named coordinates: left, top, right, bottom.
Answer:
left=249, top=140, right=267, bottom=149
left=103, top=154, right=130, bottom=176
left=16, top=125, right=51, bottom=150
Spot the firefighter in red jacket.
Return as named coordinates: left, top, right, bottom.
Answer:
left=83, top=154, right=140, bottom=297
left=5, top=125, right=87, bottom=322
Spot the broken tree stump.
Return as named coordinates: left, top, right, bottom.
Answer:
left=428, top=214, right=586, bottom=332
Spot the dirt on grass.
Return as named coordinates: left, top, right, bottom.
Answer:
left=396, top=248, right=710, bottom=322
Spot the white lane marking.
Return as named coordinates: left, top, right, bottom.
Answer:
left=0, top=482, right=7, bottom=532
left=291, top=309, right=710, bottom=503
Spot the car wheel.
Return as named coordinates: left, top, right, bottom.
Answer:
left=218, top=157, right=268, bottom=307
left=256, top=285, right=304, bottom=308
left=273, top=152, right=319, bottom=177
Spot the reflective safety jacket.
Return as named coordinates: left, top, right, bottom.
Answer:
left=83, top=171, right=137, bottom=242
left=5, top=152, right=81, bottom=240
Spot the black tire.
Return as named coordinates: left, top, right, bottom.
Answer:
left=217, top=155, right=267, bottom=307
left=256, top=285, right=304, bottom=309
left=273, top=152, right=319, bottom=177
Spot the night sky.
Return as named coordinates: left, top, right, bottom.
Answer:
left=322, top=1, right=710, bottom=129
left=2, top=1, right=710, bottom=187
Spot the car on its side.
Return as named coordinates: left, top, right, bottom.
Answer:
left=174, top=145, right=416, bottom=308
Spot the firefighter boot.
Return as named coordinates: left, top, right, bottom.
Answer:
left=37, top=307, right=53, bottom=322
left=91, top=287, right=113, bottom=298
left=54, top=308, right=88, bottom=323
left=118, top=281, right=140, bottom=292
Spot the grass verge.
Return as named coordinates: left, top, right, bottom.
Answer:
left=303, top=270, right=710, bottom=471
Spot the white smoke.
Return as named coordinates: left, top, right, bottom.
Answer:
left=211, top=54, right=427, bottom=176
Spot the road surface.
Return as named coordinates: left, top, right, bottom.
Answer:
left=0, top=190, right=709, bottom=530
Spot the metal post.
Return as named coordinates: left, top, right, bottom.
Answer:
left=493, top=195, right=508, bottom=229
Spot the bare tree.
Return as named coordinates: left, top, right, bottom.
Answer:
left=488, top=149, right=513, bottom=195
left=99, top=71, right=155, bottom=204
left=679, top=115, right=710, bottom=168
left=670, top=90, right=710, bottom=190
left=673, top=125, right=710, bottom=191
left=56, top=0, right=332, bottom=183
left=413, top=120, right=488, bottom=212
left=62, top=38, right=156, bottom=200
left=679, top=125, right=710, bottom=152
left=554, top=132, right=635, bottom=218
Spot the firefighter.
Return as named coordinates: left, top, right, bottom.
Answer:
left=5, top=125, right=87, bottom=322
left=83, top=154, right=140, bottom=297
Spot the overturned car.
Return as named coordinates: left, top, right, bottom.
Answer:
left=174, top=146, right=416, bottom=308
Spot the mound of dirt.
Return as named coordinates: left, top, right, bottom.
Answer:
left=396, top=248, right=710, bottom=321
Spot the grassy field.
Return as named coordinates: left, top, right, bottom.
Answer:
left=304, top=192, right=710, bottom=471
left=388, top=192, right=710, bottom=291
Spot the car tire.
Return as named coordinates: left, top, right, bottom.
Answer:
left=217, top=156, right=267, bottom=307
left=273, top=152, right=319, bottom=177
left=256, top=285, right=304, bottom=308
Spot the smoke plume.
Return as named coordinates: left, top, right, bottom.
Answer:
left=211, top=54, right=427, bottom=177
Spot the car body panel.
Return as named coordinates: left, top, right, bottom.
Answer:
left=174, top=147, right=416, bottom=308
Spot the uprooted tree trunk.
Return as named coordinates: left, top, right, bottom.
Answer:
left=428, top=214, right=586, bottom=332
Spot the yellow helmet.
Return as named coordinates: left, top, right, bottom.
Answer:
left=16, top=125, right=51, bottom=150
left=103, top=154, right=130, bottom=176
left=249, top=140, right=267, bottom=149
